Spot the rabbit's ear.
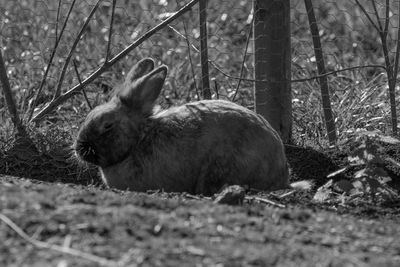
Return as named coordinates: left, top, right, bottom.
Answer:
left=119, top=65, right=168, bottom=115
left=125, top=58, right=155, bottom=84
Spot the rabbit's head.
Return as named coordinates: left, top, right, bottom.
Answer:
left=74, top=58, right=168, bottom=167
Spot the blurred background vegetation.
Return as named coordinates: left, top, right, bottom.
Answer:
left=0, top=0, right=399, bottom=150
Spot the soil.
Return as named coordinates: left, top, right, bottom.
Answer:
left=1, top=143, right=400, bottom=266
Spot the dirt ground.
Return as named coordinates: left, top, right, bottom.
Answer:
left=1, top=143, right=400, bottom=266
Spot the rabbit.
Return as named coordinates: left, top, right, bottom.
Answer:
left=74, top=57, right=309, bottom=196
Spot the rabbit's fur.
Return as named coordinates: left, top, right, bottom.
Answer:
left=74, top=58, right=291, bottom=195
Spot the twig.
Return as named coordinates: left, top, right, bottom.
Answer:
left=291, top=64, right=386, bottom=82
left=53, top=0, right=102, bottom=99
left=167, top=24, right=200, bottom=52
left=183, top=22, right=200, bottom=100
left=182, top=21, right=200, bottom=100
left=164, top=22, right=206, bottom=100
left=246, top=196, right=286, bottom=208
left=54, top=0, right=62, bottom=43
left=30, top=0, right=200, bottom=123
left=213, top=61, right=386, bottom=83
left=356, top=0, right=398, bottom=135
left=213, top=79, right=219, bottom=99
left=166, top=21, right=386, bottom=85
left=171, top=3, right=200, bottom=99
left=166, top=20, right=201, bottom=99
left=355, top=0, right=381, bottom=33
left=184, top=193, right=205, bottom=200
left=370, top=0, right=383, bottom=32
left=55, top=0, right=76, bottom=44
left=0, top=213, right=118, bottom=266
left=214, top=62, right=387, bottom=83
left=28, top=0, right=77, bottom=121
left=278, top=190, right=296, bottom=198
left=232, top=16, right=253, bottom=102
left=199, top=0, right=211, bottom=99
left=107, top=0, right=199, bottom=66
left=72, top=60, right=92, bottom=110
left=105, top=0, right=117, bottom=62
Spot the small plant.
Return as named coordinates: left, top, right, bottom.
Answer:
left=313, top=130, right=400, bottom=204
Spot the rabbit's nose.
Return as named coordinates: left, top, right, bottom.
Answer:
left=75, top=140, right=99, bottom=165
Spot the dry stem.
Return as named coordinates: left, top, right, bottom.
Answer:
left=31, top=0, right=200, bottom=123
left=53, top=0, right=102, bottom=99
left=28, top=0, right=77, bottom=121
left=246, top=196, right=286, bottom=208
left=0, top=213, right=118, bottom=266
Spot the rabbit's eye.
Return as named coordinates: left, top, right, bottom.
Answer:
left=103, top=122, right=114, bottom=131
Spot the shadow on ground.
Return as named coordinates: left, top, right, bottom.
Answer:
left=1, top=140, right=400, bottom=266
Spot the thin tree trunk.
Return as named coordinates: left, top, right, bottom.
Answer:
left=0, top=50, right=27, bottom=137
left=304, top=0, right=337, bottom=144
left=199, top=0, right=211, bottom=99
left=253, top=0, right=292, bottom=142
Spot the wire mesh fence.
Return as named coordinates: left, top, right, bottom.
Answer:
left=291, top=0, right=400, bottom=144
left=1, top=0, right=400, bottom=145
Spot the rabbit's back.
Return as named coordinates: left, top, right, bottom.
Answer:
left=101, top=100, right=289, bottom=195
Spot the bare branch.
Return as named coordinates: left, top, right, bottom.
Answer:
left=167, top=24, right=200, bottom=52
left=231, top=17, right=253, bottom=102
left=28, top=0, right=77, bottom=121
left=359, top=0, right=397, bottom=135
left=30, top=0, right=200, bottom=123
left=55, top=0, right=62, bottom=42
left=355, top=0, right=381, bottom=33
left=56, top=0, right=77, bottom=44
left=290, top=64, right=386, bottom=82
left=368, top=0, right=397, bottom=134
left=171, top=0, right=199, bottom=99
left=160, top=13, right=385, bottom=93
left=370, top=0, right=383, bottom=32
left=53, top=0, right=102, bottom=99
left=277, top=190, right=297, bottom=198
left=245, top=196, right=286, bottom=208
left=105, top=0, right=117, bottom=62
left=107, top=0, right=199, bottom=65
left=174, top=19, right=200, bottom=99
left=211, top=62, right=386, bottom=83
left=213, top=79, right=219, bottom=99
left=165, top=23, right=205, bottom=98
left=0, top=213, right=117, bottom=266
left=365, top=5, right=398, bottom=140
left=73, top=60, right=92, bottom=110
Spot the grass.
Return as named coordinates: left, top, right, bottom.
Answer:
left=0, top=0, right=400, bottom=150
